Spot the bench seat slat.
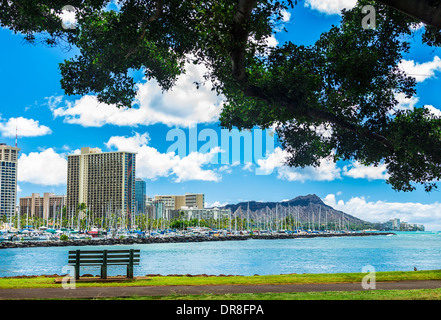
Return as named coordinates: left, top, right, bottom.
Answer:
left=68, top=250, right=106, bottom=254
left=68, top=254, right=140, bottom=259
left=69, top=259, right=104, bottom=264
left=105, top=259, right=140, bottom=264
left=69, top=255, right=104, bottom=259
left=69, top=259, right=140, bottom=264
left=106, top=254, right=140, bottom=259
left=68, top=249, right=140, bottom=254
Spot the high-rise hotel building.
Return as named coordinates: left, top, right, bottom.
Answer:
left=0, top=143, right=20, bottom=218
left=19, top=193, right=66, bottom=220
left=66, top=147, right=136, bottom=219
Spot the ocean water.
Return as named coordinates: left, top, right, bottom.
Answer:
left=0, top=232, right=440, bottom=277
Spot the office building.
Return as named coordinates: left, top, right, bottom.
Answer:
left=135, top=178, right=146, bottom=214
left=170, top=207, right=231, bottom=221
left=66, top=147, right=136, bottom=219
left=146, top=198, right=166, bottom=220
left=0, top=143, right=20, bottom=218
left=19, top=193, right=66, bottom=220
left=154, top=193, right=204, bottom=210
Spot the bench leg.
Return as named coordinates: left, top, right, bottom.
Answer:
left=127, top=265, right=133, bottom=278
left=127, top=249, right=134, bottom=278
left=101, top=265, right=107, bottom=279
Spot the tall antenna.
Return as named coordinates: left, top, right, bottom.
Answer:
left=15, top=120, right=17, bottom=147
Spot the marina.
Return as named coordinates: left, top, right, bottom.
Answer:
left=0, top=222, right=393, bottom=249
left=0, top=232, right=438, bottom=278
left=1, top=194, right=388, bottom=246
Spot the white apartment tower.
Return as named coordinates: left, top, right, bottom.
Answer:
left=0, top=143, right=20, bottom=218
left=67, top=147, right=136, bottom=219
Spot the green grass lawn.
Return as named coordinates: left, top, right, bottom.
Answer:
left=2, top=270, right=441, bottom=300
left=105, top=288, right=441, bottom=300
left=1, top=269, right=441, bottom=289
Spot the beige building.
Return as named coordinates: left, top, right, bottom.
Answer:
left=0, top=143, right=20, bottom=217
left=67, top=147, right=136, bottom=219
left=154, top=193, right=204, bottom=210
left=19, top=193, right=66, bottom=220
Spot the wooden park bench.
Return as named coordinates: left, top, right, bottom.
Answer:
left=68, top=249, right=140, bottom=280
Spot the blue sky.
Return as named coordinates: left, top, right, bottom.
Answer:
left=1, top=0, right=441, bottom=230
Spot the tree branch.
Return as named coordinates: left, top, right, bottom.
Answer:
left=375, top=0, right=441, bottom=29
left=148, top=0, right=164, bottom=23
left=305, top=108, right=394, bottom=151
left=125, top=0, right=164, bottom=59
left=230, top=0, right=257, bottom=82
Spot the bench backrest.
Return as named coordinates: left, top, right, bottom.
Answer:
left=68, top=249, right=140, bottom=266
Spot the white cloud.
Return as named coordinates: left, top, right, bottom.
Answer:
left=343, top=161, right=390, bottom=180
left=105, top=132, right=150, bottom=152
left=0, top=117, right=52, bottom=138
left=18, top=148, right=67, bottom=186
left=105, top=132, right=222, bottom=182
left=278, top=158, right=341, bottom=182
left=425, top=105, right=441, bottom=117
left=281, top=9, right=291, bottom=22
left=399, top=56, right=441, bottom=83
left=304, top=0, right=357, bottom=15
left=265, top=34, right=279, bottom=47
left=323, top=194, right=441, bottom=231
left=394, top=92, right=419, bottom=111
left=256, top=147, right=288, bottom=175
left=390, top=57, right=441, bottom=114
left=410, top=22, right=425, bottom=31
left=256, top=147, right=341, bottom=182
left=242, top=162, right=253, bottom=172
left=257, top=148, right=393, bottom=182
left=50, top=61, right=223, bottom=128
left=218, top=165, right=232, bottom=174
left=172, top=148, right=221, bottom=182
left=205, top=201, right=229, bottom=208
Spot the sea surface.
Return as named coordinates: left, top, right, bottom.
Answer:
left=0, top=232, right=440, bottom=277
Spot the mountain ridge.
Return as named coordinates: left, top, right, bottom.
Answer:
left=214, top=194, right=370, bottom=229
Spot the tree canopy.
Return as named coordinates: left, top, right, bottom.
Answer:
left=1, top=0, right=441, bottom=192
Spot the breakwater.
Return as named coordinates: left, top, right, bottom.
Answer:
left=0, top=232, right=394, bottom=249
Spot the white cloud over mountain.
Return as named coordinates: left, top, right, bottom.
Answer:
left=256, top=147, right=391, bottom=182
left=323, top=194, right=441, bottom=231
left=256, top=147, right=341, bottom=182
left=343, top=161, right=390, bottom=180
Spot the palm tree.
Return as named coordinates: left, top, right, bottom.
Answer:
left=76, top=203, right=87, bottom=231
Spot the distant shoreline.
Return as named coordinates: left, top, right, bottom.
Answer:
left=0, top=232, right=395, bottom=249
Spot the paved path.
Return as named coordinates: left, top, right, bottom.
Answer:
left=1, top=280, right=441, bottom=299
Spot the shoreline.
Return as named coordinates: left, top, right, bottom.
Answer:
left=0, top=231, right=395, bottom=249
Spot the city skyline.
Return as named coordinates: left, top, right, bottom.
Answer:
left=1, top=1, right=441, bottom=230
